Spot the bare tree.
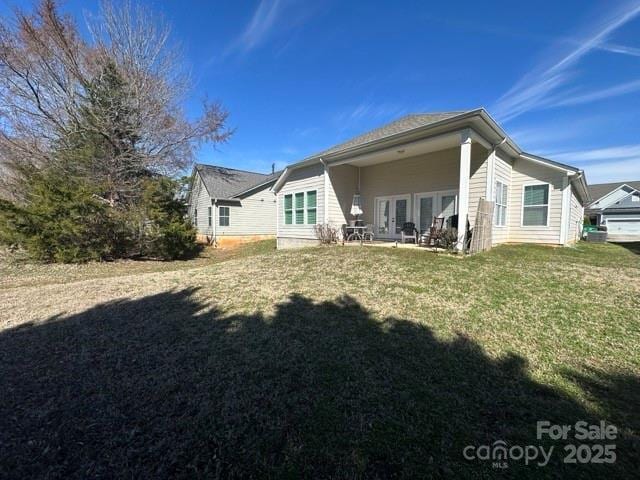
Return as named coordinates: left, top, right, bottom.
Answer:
left=0, top=0, right=231, bottom=203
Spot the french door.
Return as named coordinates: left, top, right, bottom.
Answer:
left=414, top=190, right=458, bottom=233
left=375, top=195, right=410, bottom=239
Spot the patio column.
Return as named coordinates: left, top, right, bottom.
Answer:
left=457, top=130, right=472, bottom=251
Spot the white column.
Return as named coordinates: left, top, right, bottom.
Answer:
left=457, top=130, right=472, bottom=251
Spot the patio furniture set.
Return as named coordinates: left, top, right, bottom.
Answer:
left=342, top=216, right=453, bottom=248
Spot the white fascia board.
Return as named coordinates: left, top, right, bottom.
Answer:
left=519, top=153, right=577, bottom=174
left=271, top=167, right=290, bottom=193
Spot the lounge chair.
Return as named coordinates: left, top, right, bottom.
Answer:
left=400, top=222, right=418, bottom=244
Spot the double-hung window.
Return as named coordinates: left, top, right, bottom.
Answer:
left=494, top=181, right=507, bottom=227
left=193, top=208, right=197, bottom=226
left=306, top=190, right=317, bottom=224
left=522, top=184, right=549, bottom=226
left=283, top=190, right=318, bottom=224
left=219, top=206, right=229, bottom=226
left=208, top=206, right=212, bottom=227
left=284, top=194, right=293, bottom=225
left=295, top=192, right=305, bottom=224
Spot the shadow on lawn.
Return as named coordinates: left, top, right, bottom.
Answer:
left=0, top=291, right=637, bottom=479
left=612, top=242, right=640, bottom=255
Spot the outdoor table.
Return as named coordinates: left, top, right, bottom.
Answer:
left=345, top=225, right=366, bottom=242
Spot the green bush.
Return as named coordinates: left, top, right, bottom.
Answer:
left=0, top=170, right=197, bottom=263
left=0, top=169, right=114, bottom=262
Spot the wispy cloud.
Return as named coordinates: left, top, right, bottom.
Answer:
left=224, top=0, right=284, bottom=56
left=545, top=144, right=640, bottom=183
left=550, top=144, right=640, bottom=163
left=425, top=14, right=640, bottom=59
left=218, top=0, right=321, bottom=61
left=334, top=101, right=407, bottom=132
left=599, top=41, right=640, bottom=57
left=492, top=1, right=640, bottom=122
left=548, top=79, right=640, bottom=107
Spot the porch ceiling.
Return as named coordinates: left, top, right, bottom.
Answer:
left=328, top=131, right=464, bottom=168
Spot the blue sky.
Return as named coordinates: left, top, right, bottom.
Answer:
left=2, top=0, right=640, bottom=183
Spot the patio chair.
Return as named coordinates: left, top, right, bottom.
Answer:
left=420, top=216, right=445, bottom=247
left=363, top=224, right=375, bottom=242
left=341, top=224, right=349, bottom=244
left=400, top=222, right=418, bottom=244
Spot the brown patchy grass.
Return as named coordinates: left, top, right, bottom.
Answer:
left=0, top=241, right=638, bottom=478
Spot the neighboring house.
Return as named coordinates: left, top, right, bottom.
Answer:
left=585, top=181, right=640, bottom=242
left=187, top=164, right=280, bottom=246
left=272, top=108, right=590, bottom=250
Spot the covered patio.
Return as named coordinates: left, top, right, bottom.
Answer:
left=326, top=129, right=494, bottom=250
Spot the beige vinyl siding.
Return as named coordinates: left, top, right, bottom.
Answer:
left=215, top=186, right=276, bottom=237
left=327, top=164, right=358, bottom=227
left=492, top=153, right=513, bottom=245
left=188, top=172, right=213, bottom=235
left=468, top=143, right=488, bottom=228
left=568, top=186, right=584, bottom=243
left=359, top=147, right=461, bottom=226
left=507, top=160, right=564, bottom=244
left=277, top=163, right=325, bottom=239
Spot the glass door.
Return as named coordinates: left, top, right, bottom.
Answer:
left=375, top=195, right=410, bottom=239
left=393, top=197, right=409, bottom=236
left=415, top=194, right=435, bottom=234
left=375, top=197, right=390, bottom=235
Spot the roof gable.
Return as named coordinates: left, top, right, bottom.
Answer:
left=316, top=112, right=467, bottom=157
left=194, top=164, right=280, bottom=200
left=588, top=181, right=640, bottom=208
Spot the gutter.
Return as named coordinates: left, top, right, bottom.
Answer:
left=569, top=170, right=591, bottom=205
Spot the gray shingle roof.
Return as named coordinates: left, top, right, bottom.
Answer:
left=588, top=181, right=640, bottom=204
left=316, top=112, right=468, bottom=157
left=195, top=164, right=280, bottom=199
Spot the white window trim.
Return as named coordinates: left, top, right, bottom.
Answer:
left=282, top=190, right=318, bottom=226
left=494, top=181, right=507, bottom=228
left=283, top=193, right=293, bottom=225
left=413, top=189, right=459, bottom=227
left=219, top=206, right=230, bottom=227
left=306, top=190, right=318, bottom=225
left=294, top=192, right=305, bottom=225
left=521, top=182, right=551, bottom=228
left=374, top=193, right=412, bottom=238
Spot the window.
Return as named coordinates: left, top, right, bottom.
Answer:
left=219, top=206, right=229, bottom=226
left=284, top=190, right=318, bottom=225
left=284, top=194, right=293, bottom=225
left=295, top=192, right=304, bottom=224
left=193, top=208, right=197, bottom=226
left=306, top=190, right=317, bottom=224
left=495, top=181, right=507, bottom=226
left=522, top=184, right=549, bottom=226
left=208, top=206, right=212, bottom=227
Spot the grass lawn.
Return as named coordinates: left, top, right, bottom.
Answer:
left=1, top=241, right=638, bottom=478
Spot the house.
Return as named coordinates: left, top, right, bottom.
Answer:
left=272, top=109, right=590, bottom=250
left=187, top=164, right=280, bottom=246
left=585, top=181, right=640, bottom=242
